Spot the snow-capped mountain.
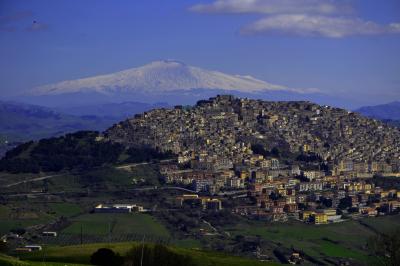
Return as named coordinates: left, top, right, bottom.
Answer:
left=17, top=60, right=345, bottom=108
left=31, top=60, right=314, bottom=96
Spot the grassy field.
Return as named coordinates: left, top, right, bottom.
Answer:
left=0, top=204, right=54, bottom=236
left=62, top=213, right=170, bottom=238
left=128, top=164, right=162, bottom=186
left=0, top=253, right=89, bottom=266
left=48, top=202, right=83, bottom=217
left=360, top=214, right=400, bottom=233
left=17, top=242, right=279, bottom=266
left=223, top=215, right=400, bottom=264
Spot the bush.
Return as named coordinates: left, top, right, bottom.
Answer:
left=90, top=248, right=123, bottom=266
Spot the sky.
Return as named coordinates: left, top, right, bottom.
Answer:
left=0, top=0, right=400, bottom=107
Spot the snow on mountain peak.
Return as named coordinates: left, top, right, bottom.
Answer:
left=31, top=60, right=311, bottom=96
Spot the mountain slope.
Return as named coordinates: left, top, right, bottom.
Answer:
left=355, top=101, right=400, bottom=120
left=105, top=95, right=400, bottom=164
left=2, top=95, right=400, bottom=173
left=31, top=60, right=308, bottom=96
left=0, top=101, right=116, bottom=139
left=0, top=101, right=117, bottom=157
left=56, top=101, right=170, bottom=118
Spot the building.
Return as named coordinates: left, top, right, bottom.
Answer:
left=300, top=211, right=315, bottom=221
left=94, top=204, right=144, bottom=213
left=312, top=213, right=328, bottom=224
left=205, top=199, right=223, bottom=210
left=42, top=231, right=57, bottom=237
left=298, top=182, right=323, bottom=192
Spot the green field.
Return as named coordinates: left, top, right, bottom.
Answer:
left=62, top=213, right=170, bottom=238
left=17, top=242, right=279, bottom=266
left=0, top=253, right=89, bottom=266
left=0, top=204, right=54, bottom=236
left=129, top=164, right=162, bottom=186
left=223, top=215, right=400, bottom=264
left=360, top=214, right=400, bottom=233
left=48, top=202, right=83, bottom=217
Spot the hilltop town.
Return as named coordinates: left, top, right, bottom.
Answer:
left=106, top=95, right=400, bottom=223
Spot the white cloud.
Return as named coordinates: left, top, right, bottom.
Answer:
left=241, top=15, right=400, bottom=38
left=190, top=0, right=349, bottom=15
left=190, top=0, right=400, bottom=38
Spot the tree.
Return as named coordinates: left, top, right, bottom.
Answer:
left=338, top=197, right=352, bottom=210
left=90, top=248, right=123, bottom=266
left=368, top=229, right=400, bottom=266
left=0, top=241, right=8, bottom=253
left=271, top=147, right=280, bottom=158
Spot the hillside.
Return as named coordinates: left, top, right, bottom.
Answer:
left=14, top=242, right=279, bottom=266
left=106, top=95, right=400, bottom=164
left=2, top=95, right=400, bottom=173
left=0, top=101, right=115, bottom=147
left=56, top=101, right=170, bottom=118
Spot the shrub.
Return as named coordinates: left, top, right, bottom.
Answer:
left=90, top=248, right=123, bottom=266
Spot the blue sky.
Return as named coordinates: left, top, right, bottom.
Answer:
left=0, top=0, right=399, bottom=107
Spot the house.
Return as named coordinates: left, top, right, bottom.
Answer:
left=42, top=231, right=57, bottom=237
left=205, top=199, right=223, bottom=211
left=25, top=245, right=42, bottom=251
left=94, top=204, right=144, bottom=213
left=300, top=211, right=315, bottom=221
left=298, top=182, right=323, bottom=192
left=312, top=213, right=328, bottom=225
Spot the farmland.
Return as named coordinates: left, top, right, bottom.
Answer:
left=223, top=215, right=400, bottom=264
left=1, top=164, right=399, bottom=265
left=17, top=242, right=279, bottom=266
left=62, top=213, right=170, bottom=238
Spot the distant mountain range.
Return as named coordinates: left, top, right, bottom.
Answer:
left=355, top=101, right=400, bottom=128
left=355, top=101, right=400, bottom=120
left=0, top=101, right=112, bottom=153
left=17, top=60, right=354, bottom=107
left=0, top=101, right=168, bottom=157
left=56, top=101, right=170, bottom=118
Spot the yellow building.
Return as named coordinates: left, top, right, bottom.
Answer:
left=323, top=209, right=337, bottom=217
left=302, top=144, right=311, bottom=152
left=313, top=213, right=328, bottom=224
left=300, top=211, right=315, bottom=221
left=240, top=171, right=248, bottom=180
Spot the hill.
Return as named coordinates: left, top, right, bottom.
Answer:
left=0, top=100, right=174, bottom=157
left=2, top=95, right=400, bottom=173
left=56, top=101, right=170, bottom=119
left=355, top=101, right=400, bottom=120
left=0, top=101, right=116, bottom=140
left=0, top=101, right=120, bottom=157
left=106, top=95, right=400, bottom=164
left=16, top=241, right=279, bottom=266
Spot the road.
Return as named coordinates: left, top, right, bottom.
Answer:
left=3, top=185, right=197, bottom=197
left=128, top=186, right=197, bottom=194
left=115, top=159, right=176, bottom=170
left=1, top=174, right=65, bottom=188
left=1, top=159, right=176, bottom=188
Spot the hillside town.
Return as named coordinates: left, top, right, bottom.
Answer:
left=106, top=95, right=400, bottom=223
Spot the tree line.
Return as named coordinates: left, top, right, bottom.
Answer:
left=0, top=131, right=175, bottom=173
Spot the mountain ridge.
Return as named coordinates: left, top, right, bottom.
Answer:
left=355, top=101, right=400, bottom=121
left=30, top=60, right=318, bottom=96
